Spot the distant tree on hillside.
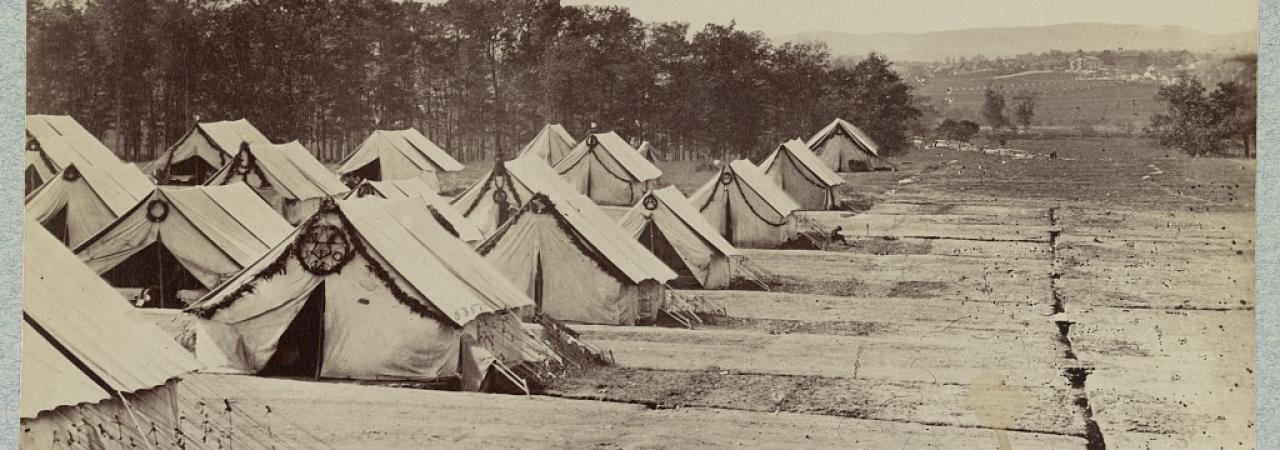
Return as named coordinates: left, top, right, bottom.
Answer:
left=1148, top=77, right=1217, bottom=156
left=1149, top=56, right=1255, bottom=158
left=981, top=88, right=1007, bottom=130
left=1012, top=92, right=1036, bottom=131
left=824, top=52, right=922, bottom=155
left=937, top=118, right=980, bottom=142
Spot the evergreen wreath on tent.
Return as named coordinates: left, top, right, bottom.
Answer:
left=191, top=199, right=452, bottom=324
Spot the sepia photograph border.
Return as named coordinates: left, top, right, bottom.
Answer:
left=0, top=1, right=1276, bottom=448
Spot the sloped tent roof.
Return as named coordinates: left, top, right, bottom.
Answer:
left=635, top=141, right=658, bottom=162
left=207, top=141, right=350, bottom=202
left=516, top=124, right=577, bottom=166
left=347, top=177, right=484, bottom=242
left=26, top=115, right=123, bottom=176
left=22, top=220, right=200, bottom=419
left=759, top=139, right=845, bottom=210
left=146, top=119, right=272, bottom=175
left=452, top=156, right=585, bottom=235
left=187, top=198, right=559, bottom=382
left=74, top=183, right=294, bottom=289
left=807, top=118, right=880, bottom=157
left=25, top=162, right=155, bottom=247
left=337, top=128, right=464, bottom=177
left=618, top=187, right=741, bottom=288
left=554, top=131, right=662, bottom=183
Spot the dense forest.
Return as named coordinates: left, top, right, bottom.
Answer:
left=27, top=0, right=921, bottom=163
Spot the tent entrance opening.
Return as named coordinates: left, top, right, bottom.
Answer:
left=100, top=241, right=204, bottom=309
left=259, top=283, right=325, bottom=379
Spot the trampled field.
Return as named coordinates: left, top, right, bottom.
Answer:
left=168, top=137, right=1254, bottom=449
left=914, top=71, right=1164, bottom=130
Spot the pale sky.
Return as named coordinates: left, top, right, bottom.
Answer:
left=560, top=0, right=1258, bottom=36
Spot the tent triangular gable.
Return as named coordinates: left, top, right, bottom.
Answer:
left=23, top=221, right=200, bottom=405
left=209, top=141, right=349, bottom=201
left=192, top=198, right=531, bottom=327
left=24, top=163, right=155, bottom=248
left=693, top=160, right=801, bottom=219
left=197, top=119, right=272, bottom=159
left=394, top=129, right=464, bottom=172
left=533, top=194, right=677, bottom=285
left=516, top=124, right=577, bottom=166
left=807, top=118, right=880, bottom=156
left=555, top=132, right=662, bottom=182
left=73, top=184, right=293, bottom=289
left=629, top=187, right=740, bottom=258
left=337, top=129, right=464, bottom=176
left=762, top=139, right=845, bottom=188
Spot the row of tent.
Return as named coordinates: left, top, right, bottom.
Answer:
left=20, top=115, right=881, bottom=419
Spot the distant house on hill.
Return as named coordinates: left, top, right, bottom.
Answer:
left=1068, top=51, right=1103, bottom=71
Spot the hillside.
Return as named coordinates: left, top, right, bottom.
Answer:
left=782, top=23, right=1256, bottom=61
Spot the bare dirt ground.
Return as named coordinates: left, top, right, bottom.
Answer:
left=172, top=138, right=1253, bottom=449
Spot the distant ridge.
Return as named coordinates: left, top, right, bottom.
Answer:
left=779, top=23, right=1257, bottom=61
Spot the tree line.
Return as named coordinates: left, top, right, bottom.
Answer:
left=28, top=0, right=921, bottom=163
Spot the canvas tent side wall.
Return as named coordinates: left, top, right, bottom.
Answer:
left=553, top=132, right=662, bottom=206
left=691, top=160, right=801, bottom=248
left=760, top=139, right=844, bottom=210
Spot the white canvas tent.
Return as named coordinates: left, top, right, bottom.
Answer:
left=187, top=197, right=565, bottom=388
left=21, top=220, right=203, bottom=449
left=691, top=160, right=801, bottom=247
left=553, top=132, right=662, bottom=206
left=147, top=119, right=272, bottom=185
left=619, top=187, right=741, bottom=289
left=477, top=192, right=679, bottom=325
left=807, top=118, right=882, bottom=172
left=336, top=128, right=463, bottom=189
left=74, top=183, right=293, bottom=309
left=205, top=141, right=350, bottom=224
left=25, top=162, right=154, bottom=248
left=347, top=176, right=484, bottom=243
left=26, top=115, right=124, bottom=193
left=516, top=124, right=577, bottom=166
left=452, top=157, right=583, bottom=235
left=759, top=139, right=845, bottom=210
